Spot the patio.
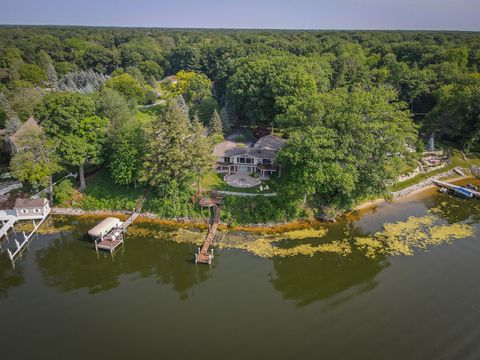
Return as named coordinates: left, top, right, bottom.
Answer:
left=224, top=173, right=261, bottom=188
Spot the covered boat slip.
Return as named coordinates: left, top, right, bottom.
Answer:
left=88, top=213, right=139, bottom=253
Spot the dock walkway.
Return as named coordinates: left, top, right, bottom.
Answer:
left=195, top=205, right=221, bottom=265
left=0, top=209, right=50, bottom=265
left=432, top=179, right=480, bottom=198
left=94, top=212, right=139, bottom=253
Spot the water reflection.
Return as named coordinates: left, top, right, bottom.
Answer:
left=36, top=227, right=211, bottom=299
left=0, top=258, right=24, bottom=298
left=270, top=251, right=388, bottom=308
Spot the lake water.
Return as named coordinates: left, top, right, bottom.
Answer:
left=1, top=184, right=480, bottom=360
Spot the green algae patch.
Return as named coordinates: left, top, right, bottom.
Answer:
left=218, top=238, right=352, bottom=258
left=355, top=216, right=474, bottom=259
left=354, top=237, right=385, bottom=259
left=218, top=227, right=351, bottom=258
left=281, top=228, right=328, bottom=239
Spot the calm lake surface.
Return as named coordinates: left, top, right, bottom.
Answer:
left=1, top=184, right=480, bottom=360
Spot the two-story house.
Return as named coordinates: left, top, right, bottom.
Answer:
left=213, top=135, right=285, bottom=179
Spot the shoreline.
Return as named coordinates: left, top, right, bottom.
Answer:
left=50, top=208, right=322, bottom=234
left=49, top=172, right=477, bottom=233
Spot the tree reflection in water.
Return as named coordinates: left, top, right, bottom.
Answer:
left=35, top=224, right=212, bottom=299
left=270, top=252, right=388, bottom=308
left=0, top=257, right=24, bottom=298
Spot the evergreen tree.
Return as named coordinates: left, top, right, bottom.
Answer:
left=47, top=64, right=59, bottom=90
left=59, top=70, right=108, bottom=93
left=140, top=100, right=194, bottom=191
left=220, top=105, right=232, bottom=134
left=209, top=109, right=223, bottom=136
left=189, top=115, right=214, bottom=191
left=0, top=93, right=21, bottom=135
left=175, top=95, right=190, bottom=119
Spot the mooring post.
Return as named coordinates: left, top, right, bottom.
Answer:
left=32, top=219, right=36, bottom=228
left=194, top=253, right=198, bottom=263
left=7, top=248, right=13, bottom=260
left=23, top=231, right=27, bottom=241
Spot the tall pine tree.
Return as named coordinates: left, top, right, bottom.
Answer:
left=140, top=100, right=193, bottom=191
left=189, top=115, right=214, bottom=192
left=209, top=109, right=223, bottom=136
left=220, top=105, right=232, bottom=134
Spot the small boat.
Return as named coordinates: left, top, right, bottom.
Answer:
left=453, top=187, right=474, bottom=199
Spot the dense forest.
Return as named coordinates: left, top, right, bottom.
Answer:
left=1, top=26, right=479, bottom=222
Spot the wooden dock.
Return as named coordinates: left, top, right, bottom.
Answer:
left=195, top=205, right=221, bottom=265
left=0, top=209, right=50, bottom=266
left=432, top=179, right=480, bottom=198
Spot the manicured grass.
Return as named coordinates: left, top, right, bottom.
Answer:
left=388, top=150, right=480, bottom=192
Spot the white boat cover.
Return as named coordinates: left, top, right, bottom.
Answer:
left=88, top=217, right=123, bottom=237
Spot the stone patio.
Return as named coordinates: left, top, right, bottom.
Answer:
left=224, top=173, right=261, bottom=188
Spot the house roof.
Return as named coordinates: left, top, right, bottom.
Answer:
left=213, top=141, right=246, bottom=157
left=213, top=135, right=285, bottom=160
left=253, top=135, right=285, bottom=151
left=9, top=117, right=41, bottom=150
left=14, top=197, right=48, bottom=209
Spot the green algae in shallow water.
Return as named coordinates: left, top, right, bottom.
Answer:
left=356, top=216, right=474, bottom=259
left=126, top=218, right=474, bottom=260
left=22, top=214, right=474, bottom=260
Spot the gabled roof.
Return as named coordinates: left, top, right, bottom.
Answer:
left=213, top=135, right=285, bottom=160
left=213, top=141, right=246, bottom=157
left=9, top=117, right=41, bottom=150
left=14, top=198, right=48, bottom=209
left=253, top=135, right=285, bottom=151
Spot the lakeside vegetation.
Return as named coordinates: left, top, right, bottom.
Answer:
left=0, top=27, right=479, bottom=223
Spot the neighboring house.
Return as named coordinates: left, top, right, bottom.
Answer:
left=8, top=117, right=41, bottom=153
left=213, top=135, right=285, bottom=178
left=13, top=198, right=50, bottom=219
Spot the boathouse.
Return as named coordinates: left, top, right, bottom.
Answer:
left=13, top=198, right=50, bottom=219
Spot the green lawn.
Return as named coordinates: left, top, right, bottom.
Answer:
left=134, top=103, right=166, bottom=124
left=388, top=150, right=480, bottom=192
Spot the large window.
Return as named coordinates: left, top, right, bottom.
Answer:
left=237, top=156, right=253, bottom=164
left=262, top=159, right=272, bottom=164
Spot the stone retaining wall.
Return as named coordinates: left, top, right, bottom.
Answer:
left=390, top=167, right=465, bottom=200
